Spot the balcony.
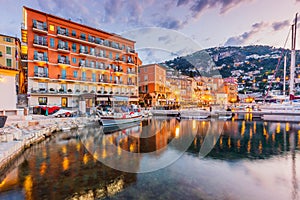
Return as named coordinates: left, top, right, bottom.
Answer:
left=32, top=24, right=48, bottom=34
left=58, top=59, right=70, bottom=66
left=30, top=87, right=48, bottom=94
left=33, top=39, right=48, bottom=49
left=34, top=72, right=48, bottom=78
left=33, top=56, right=48, bottom=64
left=57, top=45, right=70, bottom=53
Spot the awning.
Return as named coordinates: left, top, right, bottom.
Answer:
left=129, top=98, right=139, bottom=101
left=97, top=97, right=109, bottom=101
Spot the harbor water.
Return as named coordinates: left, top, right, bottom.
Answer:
left=0, top=117, right=299, bottom=200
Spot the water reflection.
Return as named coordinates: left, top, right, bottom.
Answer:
left=0, top=118, right=299, bottom=199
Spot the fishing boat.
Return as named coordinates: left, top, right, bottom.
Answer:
left=97, top=96, right=142, bottom=127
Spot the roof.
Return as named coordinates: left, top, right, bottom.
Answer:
left=23, top=6, right=136, bottom=44
left=0, top=64, right=19, bottom=71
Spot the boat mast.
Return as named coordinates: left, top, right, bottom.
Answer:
left=289, top=13, right=298, bottom=100
left=283, top=55, right=287, bottom=96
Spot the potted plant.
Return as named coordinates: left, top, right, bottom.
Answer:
left=49, top=88, right=55, bottom=92
left=104, top=91, right=108, bottom=94
left=83, top=90, right=88, bottom=93
left=109, top=91, right=113, bottom=94
left=97, top=90, right=102, bottom=94
left=75, top=89, right=80, bottom=93
left=59, top=88, right=64, bottom=93
left=67, top=89, right=72, bottom=93
left=90, top=90, right=95, bottom=94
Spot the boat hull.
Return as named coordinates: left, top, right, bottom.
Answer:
left=99, top=115, right=142, bottom=127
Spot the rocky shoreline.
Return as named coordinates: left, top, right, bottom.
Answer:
left=0, top=116, right=99, bottom=171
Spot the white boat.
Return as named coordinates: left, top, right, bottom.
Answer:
left=179, top=109, right=210, bottom=119
left=150, top=109, right=179, bottom=116
left=98, top=112, right=142, bottom=127
left=96, top=96, right=142, bottom=127
left=217, top=111, right=233, bottom=120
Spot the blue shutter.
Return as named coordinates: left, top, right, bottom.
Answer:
left=43, top=22, right=47, bottom=30
left=92, top=73, right=96, bottom=82
left=58, top=55, right=61, bottom=62
left=34, top=51, right=38, bottom=60
left=32, top=19, right=37, bottom=28
left=34, top=66, right=38, bottom=76
left=45, top=67, right=48, bottom=77
left=66, top=29, right=69, bottom=36
left=62, top=69, right=66, bottom=79
left=43, top=52, right=48, bottom=61
left=65, top=42, right=68, bottom=50
left=57, top=26, right=61, bottom=34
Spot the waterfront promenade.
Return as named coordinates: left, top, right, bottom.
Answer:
left=0, top=115, right=98, bottom=171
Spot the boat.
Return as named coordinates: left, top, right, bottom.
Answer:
left=150, top=109, right=179, bottom=116
left=179, top=109, right=210, bottom=119
left=102, top=121, right=141, bottom=134
left=260, top=13, right=299, bottom=120
left=97, top=96, right=142, bottom=127
left=217, top=111, right=233, bottom=120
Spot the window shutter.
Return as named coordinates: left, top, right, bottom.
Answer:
left=34, top=66, right=38, bottom=74
left=43, top=22, right=47, bottom=30
left=45, top=67, right=48, bottom=77
left=66, top=29, right=69, bottom=36
left=32, top=19, right=37, bottom=27
left=57, top=26, right=61, bottom=33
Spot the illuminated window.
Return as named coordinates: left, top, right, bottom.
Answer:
left=38, top=97, right=47, bottom=105
left=49, top=25, right=55, bottom=31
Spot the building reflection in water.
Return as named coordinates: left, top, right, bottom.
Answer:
left=0, top=118, right=299, bottom=199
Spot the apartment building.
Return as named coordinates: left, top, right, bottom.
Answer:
left=138, top=64, right=167, bottom=107
left=0, top=34, right=21, bottom=111
left=21, top=7, right=141, bottom=111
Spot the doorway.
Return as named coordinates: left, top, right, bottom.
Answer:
left=61, top=97, right=68, bottom=107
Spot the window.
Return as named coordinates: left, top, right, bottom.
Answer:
left=6, top=58, right=12, bottom=67
left=61, top=69, right=66, bottom=79
left=73, top=71, right=78, bottom=78
left=82, top=72, right=86, bottom=81
left=72, top=57, right=77, bottom=64
left=92, top=73, right=96, bottom=82
left=144, top=68, right=147, bottom=72
left=109, top=52, right=112, bottom=59
left=3, top=37, right=12, bottom=42
left=72, top=30, right=76, bottom=36
left=49, top=25, right=54, bottom=31
left=144, top=75, right=148, bottom=81
left=50, top=38, right=55, bottom=48
left=72, top=43, right=76, bottom=52
left=6, top=46, right=11, bottom=55
left=116, top=53, right=119, bottom=60
left=38, top=97, right=47, bottom=105
left=80, top=33, right=86, bottom=40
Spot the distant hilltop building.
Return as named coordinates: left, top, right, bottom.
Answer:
left=20, top=7, right=141, bottom=113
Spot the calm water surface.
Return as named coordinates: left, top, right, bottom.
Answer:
left=0, top=117, right=299, bottom=200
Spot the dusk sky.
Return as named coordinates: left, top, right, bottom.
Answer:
left=0, top=0, right=300, bottom=63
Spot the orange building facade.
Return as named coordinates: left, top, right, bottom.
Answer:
left=138, top=64, right=167, bottom=107
left=21, top=7, right=141, bottom=110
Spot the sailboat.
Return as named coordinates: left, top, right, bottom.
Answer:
left=260, top=13, right=300, bottom=121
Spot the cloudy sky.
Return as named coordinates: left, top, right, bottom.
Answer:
left=0, top=0, right=299, bottom=63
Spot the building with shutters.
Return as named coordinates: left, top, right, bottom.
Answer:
left=21, top=7, right=141, bottom=112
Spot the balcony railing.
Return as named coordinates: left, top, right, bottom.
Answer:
left=31, top=88, right=48, bottom=93
left=58, top=59, right=70, bottom=65
left=34, top=72, right=48, bottom=78
left=34, top=56, right=48, bottom=62
left=57, top=45, right=70, bottom=52
left=57, top=30, right=69, bottom=36
left=33, top=23, right=48, bottom=32
left=33, top=39, right=48, bottom=47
